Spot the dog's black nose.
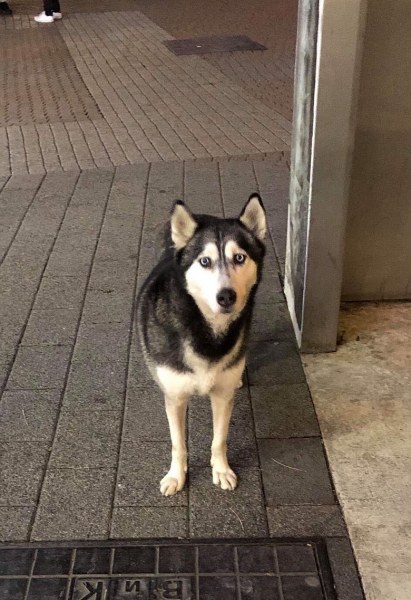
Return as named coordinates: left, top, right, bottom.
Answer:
left=217, top=288, right=237, bottom=309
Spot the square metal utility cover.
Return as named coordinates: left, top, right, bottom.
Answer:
left=163, top=35, right=266, bottom=56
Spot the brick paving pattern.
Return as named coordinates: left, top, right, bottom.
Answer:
left=0, top=2, right=364, bottom=596
left=0, top=11, right=291, bottom=176
left=0, top=159, right=345, bottom=542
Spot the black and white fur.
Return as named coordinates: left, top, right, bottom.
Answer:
left=136, top=194, right=266, bottom=496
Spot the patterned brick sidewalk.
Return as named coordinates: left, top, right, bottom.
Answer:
left=1, top=10, right=291, bottom=176
left=0, top=157, right=347, bottom=543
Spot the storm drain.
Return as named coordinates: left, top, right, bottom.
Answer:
left=163, top=35, right=266, bottom=56
left=0, top=540, right=337, bottom=599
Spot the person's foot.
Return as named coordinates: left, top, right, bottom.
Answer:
left=0, top=1, right=13, bottom=15
left=53, top=12, right=62, bottom=19
left=34, top=11, right=54, bottom=23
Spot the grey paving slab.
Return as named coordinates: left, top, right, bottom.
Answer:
left=0, top=173, right=43, bottom=262
left=122, top=387, right=169, bottom=442
left=111, top=506, right=188, bottom=539
left=189, top=467, right=267, bottom=538
left=44, top=169, right=113, bottom=277
left=6, top=346, right=72, bottom=391
left=251, top=302, right=296, bottom=342
left=258, top=438, right=336, bottom=506
left=32, top=468, right=117, bottom=541
left=254, top=154, right=290, bottom=271
left=0, top=507, right=33, bottom=542
left=64, top=322, right=130, bottom=411
left=21, top=308, right=79, bottom=347
left=83, top=259, right=137, bottom=324
left=326, top=538, right=365, bottom=600
left=267, top=505, right=347, bottom=538
left=48, top=410, right=122, bottom=469
left=115, top=442, right=188, bottom=507
left=0, top=390, right=60, bottom=442
left=251, top=383, right=320, bottom=438
left=247, top=341, right=306, bottom=386
left=0, top=172, right=79, bottom=371
left=188, top=388, right=259, bottom=467
left=183, top=160, right=223, bottom=215
left=34, top=276, right=87, bottom=310
left=219, top=160, right=258, bottom=216
left=0, top=442, right=50, bottom=506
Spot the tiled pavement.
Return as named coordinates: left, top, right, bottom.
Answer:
left=0, top=159, right=363, bottom=597
left=0, top=2, right=364, bottom=598
left=1, top=10, right=290, bottom=176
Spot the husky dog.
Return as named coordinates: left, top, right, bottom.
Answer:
left=136, top=194, right=266, bottom=496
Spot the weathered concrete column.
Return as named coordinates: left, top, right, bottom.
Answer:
left=285, top=0, right=367, bottom=352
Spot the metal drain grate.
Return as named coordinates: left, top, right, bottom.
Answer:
left=0, top=540, right=337, bottom=599
left=163, top=35, right=266, bottom=56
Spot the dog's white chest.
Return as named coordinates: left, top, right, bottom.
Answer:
left=155, top=340, right=243, bottom=397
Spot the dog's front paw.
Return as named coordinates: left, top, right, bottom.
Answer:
left=160, top=471, right=186, bottom=497
left=212, top=466, right=238, bottom=491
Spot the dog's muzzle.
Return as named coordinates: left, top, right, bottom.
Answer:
left=216, top=288, right=237, bottom=312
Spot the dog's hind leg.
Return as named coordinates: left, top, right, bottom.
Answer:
left=160, top=394, right=189, bottom=497
left=210, top=388, right=238, bottom=491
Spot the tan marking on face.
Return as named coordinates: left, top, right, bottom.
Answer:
left=224, top=241, right=258, bottom=311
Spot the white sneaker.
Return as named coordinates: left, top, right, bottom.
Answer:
left=34, top=11, right=54, bottom=23
left=53, top=12, right=62, bottom=19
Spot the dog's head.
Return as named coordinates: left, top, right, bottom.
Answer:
left=170, top=194, right=266, bottom=328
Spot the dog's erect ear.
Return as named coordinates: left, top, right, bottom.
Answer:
left=239, top=193, right=266, bottom=241
left=170, top=200, right=197, bottom=249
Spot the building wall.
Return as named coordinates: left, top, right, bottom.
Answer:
left=342, top=0, right=411, bottom=300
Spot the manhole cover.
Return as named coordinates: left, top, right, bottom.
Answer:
left=163, top=35, right=266, bottom=56
left=0, top=540, right=336, bottom=599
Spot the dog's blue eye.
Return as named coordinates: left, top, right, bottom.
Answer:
left=199, top=257, right=211, bottom=268
left=234, top=253, right=246, bottom=264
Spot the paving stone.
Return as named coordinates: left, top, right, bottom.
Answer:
left=48, top=409, right=122, bottom=469
left=267, top=506, right=347, bottom=538
left=0, top=442, right=50, bottom=505
left=6, top=345, right=72, bottom=390
left=0, top=173, right=44, bottom=261
left=31, top=468, right=116, bottom=541
left=34, top=276, right=87, bottom=310
left=115, top=442, right=188, bottom=507
left=21, top=309, right=79, bottom=347
left=122, top=387, right=169, bottom=442
left=188, top=388, right=258, bottom=467
left=110, top=506, right=188, bottom=538
left=189, top=467, right=267, bottom=538
left=0, top=507, right=33, bottom=541
left=259, top=438, right=335, bottom=505
left=247, top=341, right=306, bottom=386
left=326, top=538, right=365, bottom=600
left=64, top=322, right=130, bottom=410
left=251, top=383, right=320, bottom=438
left=251, top=302, right=295, bottom=342
left=0, top=390, right=60, bottom=442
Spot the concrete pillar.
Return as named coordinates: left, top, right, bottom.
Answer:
left=285, top=0, right=367, bottom=352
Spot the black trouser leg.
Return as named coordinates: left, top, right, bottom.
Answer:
left=43, top=0, right=60, bottom=16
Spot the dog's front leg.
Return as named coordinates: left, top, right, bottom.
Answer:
left=160, top=394, right=189, bottom=497
left=210, top=388, right=237, bottom=491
